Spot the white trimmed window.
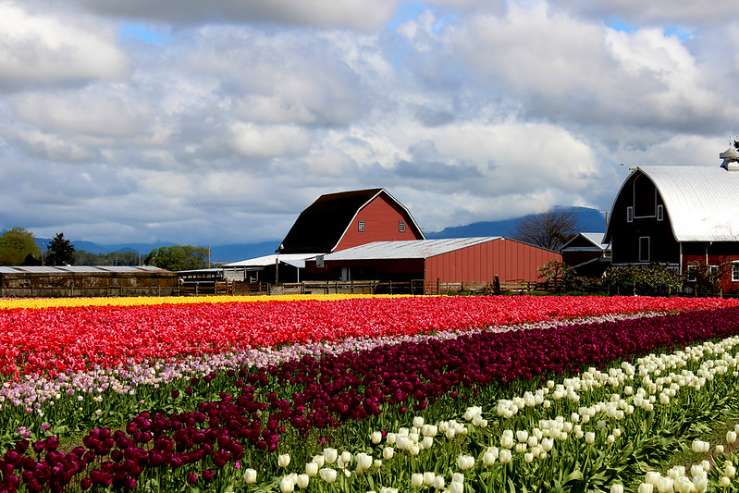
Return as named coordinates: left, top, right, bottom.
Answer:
left=627, top=206, right=634, bottom=223
left=657, top=204, right=664, bottom=221
left=358, top=220, right=365, bottom=232
left=733, top=262, right=739, bottom=282
left=399, top=221, right=406, bottom=232
left=687, top=264, right=698, bottom=282
left=638, top=236, right=650, bottom=262
left=709, top=265, right=719, bottom=276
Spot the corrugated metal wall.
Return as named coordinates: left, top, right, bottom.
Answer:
left=424, top=238, right=561, bottom=285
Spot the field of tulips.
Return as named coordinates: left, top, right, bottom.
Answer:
left=1, top=294, right=739, bottom=492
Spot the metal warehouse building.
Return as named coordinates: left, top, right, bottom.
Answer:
left=0, top=266, right=176, bottom=297
left=308, top=237, right=561, bottom=293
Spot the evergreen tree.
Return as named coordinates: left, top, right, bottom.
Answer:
left=45, top=233, right=75, bottom=266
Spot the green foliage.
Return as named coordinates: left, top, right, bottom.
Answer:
left=45, top=232, right=75, bottom=266
left=604, top=264, right=683, bottom=295
left=74, top=250, right=141, bottom=266
left=538, top=260, right=568, bottom=291
left=145, top=245, right=208, bottom=272
left=0, top=227, right=41, bottom=265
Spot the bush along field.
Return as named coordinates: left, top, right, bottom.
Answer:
left=1, top=296, right=739, bottom=491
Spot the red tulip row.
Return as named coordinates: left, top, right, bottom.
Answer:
left=4, top=305, right=739, bottom=492
left=0, top=295, right=737, bottom=377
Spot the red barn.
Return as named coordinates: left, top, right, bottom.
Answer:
left=278, top=188, right=424, bottom=254
left=312, top=237, right=561, bottom=291
left=604, top=146, right=739, bottom=294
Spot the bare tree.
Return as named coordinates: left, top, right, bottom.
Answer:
left=515, top=210, right=577, bottom=251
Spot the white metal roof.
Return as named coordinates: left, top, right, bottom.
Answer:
left=636, top=166, right=739, bottom=242
left=224, top=253, right=319, bottom=269
left=0, top=266, right=171, bottom=274
left=561, top=232, right=609, bottom=252
left=322, top=238, right=501, bottom=261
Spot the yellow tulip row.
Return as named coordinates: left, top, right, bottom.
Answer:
left=0, top=293, right=414, bottom=310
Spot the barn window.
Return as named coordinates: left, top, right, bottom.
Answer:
left=399, top=221, right=406, bottom=232
left=626, top=206, right=634, bottom=223
left=638, top=236, right=650, bottom=262
left=358, top=221, right=365, bottom=232
left=687, top=264, right=698, bottom=282
left=657, top=205, right=664, bottom=221
left=733, top=262, right=739, bottom=282
left=709, top=265, right=719, bottom=276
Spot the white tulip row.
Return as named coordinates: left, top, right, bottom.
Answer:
left=269, top=335, right=739, bottom=492
left=632, top=424, right=739, bottom=493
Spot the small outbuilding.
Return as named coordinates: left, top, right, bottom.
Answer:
left=560, top=232, right=611, bottom=277
left=307, top=237, right=561, bottom=292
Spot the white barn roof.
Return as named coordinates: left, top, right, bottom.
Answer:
left=225, top=253, right=319, bottom=269
left=322, top=238, right=500, bottom=261
left=632, top=166, right=739, bottom=242
left=561, top=232, right=609, bottom=251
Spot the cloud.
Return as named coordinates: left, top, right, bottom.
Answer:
left=229, top=123, right=312, bottom=159
left=556, top=0, right=739, bottom=27
left=0, top=3, right=128, bottom=91
left=447, top=3, right=739, bottom=133
left=64, top=0, right=400, bottom=31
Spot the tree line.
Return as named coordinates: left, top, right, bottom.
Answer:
left=0, top=228, right=209, bottom=272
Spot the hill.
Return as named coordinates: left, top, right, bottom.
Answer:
left=427, top=206, right=605, bottom=239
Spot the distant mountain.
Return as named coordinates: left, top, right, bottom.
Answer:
left=34, top=238, right=176, bottom=255
left=33, top=238, right=278, bottom=263
left=210, top=241, right=278, bottom=263
left=427, top=206, right=606, bottom=239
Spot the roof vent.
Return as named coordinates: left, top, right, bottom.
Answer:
left=720, top=140, right=739, bottom=171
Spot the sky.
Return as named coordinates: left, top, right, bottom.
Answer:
left=0, top=0, right=738, bottom=245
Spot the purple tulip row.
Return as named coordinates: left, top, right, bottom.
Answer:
left=3, top=307, right=739, bottom=491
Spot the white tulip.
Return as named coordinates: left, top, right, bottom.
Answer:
left=319, top=468, right=337, bottom=483
left=383, top=447, right=394, bottom=460
left=499, top=449, right=512, bottom=464
left=411, top=473, right=424, bottom=488
left=413, top=416, right=425, bottom=427
left=433, top=476, right=445, bottom=490
left=244, top=468, right=257, bottom=484
left=610, top=484, right=624, bottom=493
left=725, top=464, right=736, bottom=478
left=341, top=451, right=352, bottom=465
left=719, top=476, right=731, bottom=488
left=715, top=444, right=725, bottom=454
left=585, top=432, right=595, bottom=445
left=423, top=472, right=436, bottom=486
left=279, top=475, right=295, bottom=493
left=278, top=454, right=291, bottom=468
left=726, top=431, right=737, bottom=444
left=457, top=454, right=475, bottom=470
left=296, top=474, right=309, bottom=490
left=305, top=462, right=318, bottom=477
left=638, top=483, right=654, bottom=493
left=371, top=431, right=383, bottom=444
left=356, top=453, right=373, bottom=472
left=323, top=448, right=338, bottom=464
left=449, top=481, right=463, bottom=493
left=312, top=455, right=325, bottom=468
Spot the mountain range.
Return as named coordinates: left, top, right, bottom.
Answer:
left=34, top=206, right=605, bottom=263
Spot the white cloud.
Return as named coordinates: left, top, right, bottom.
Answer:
left=229, top=123, right=312, bottom=159
left=65, top=0, right=399, bottom=31
left=448, top=3, right=739, bottom=132
left=0, top=3, right=128, bottom=90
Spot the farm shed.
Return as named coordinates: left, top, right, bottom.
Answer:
left=604, top=145, right=739, bottom=294
left=560, top=232, right=611, bottom=277
left=224, top=253, right=318, bottom=283
left=0, top=266, right=175, bottom=297
left=278, top=188, right=424, bottom=254
left=308, top=237, right=561, bottom=292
